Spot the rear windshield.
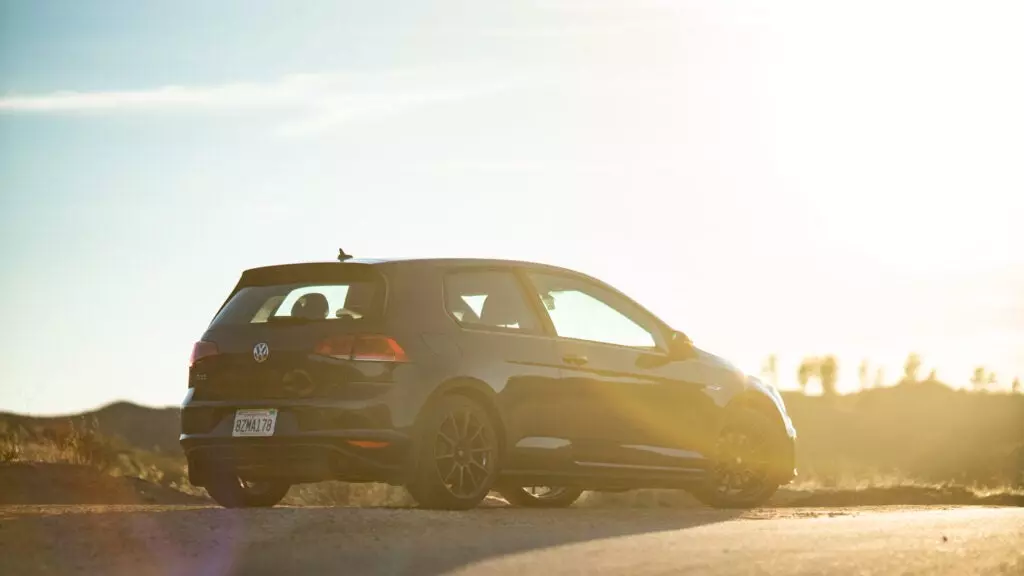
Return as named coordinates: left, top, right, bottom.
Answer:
left=210, top=280, right=381, bottom=327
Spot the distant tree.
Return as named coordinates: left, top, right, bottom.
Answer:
left=903, top=353, right=922, bottom=383
left=819, top=355, right=839, bottom=396
left=970, top=366, right=987, bottom=391
left=761, top=355, right=779, bottom=389
left=926, top=369, right=937, bottom=382
left=874, top=367, right=886, bottom=389
left=987, top=372, right=998, bottom=388
left=1013, top=377, right=1021, bottom=394
left=797, top=358, right=817, bottom=393
left=858, top=359, right=871, bottom=391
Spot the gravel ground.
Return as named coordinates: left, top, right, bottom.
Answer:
left=0, top=505, right=1021, bottom=575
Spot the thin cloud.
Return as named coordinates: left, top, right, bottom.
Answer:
left=0, top=74, right=352, bottom=112
left=275, top=82, right=516, bottom=138
left=0, top=70, right=519, bottom=136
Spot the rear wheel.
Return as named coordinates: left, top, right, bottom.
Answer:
left=498, top=485, right=584, bottom=508
left=690, top=408, right=783, bottom=509
left=406, top=395, right=500, bottom=510
left=205, top=471, right=291, bottom=508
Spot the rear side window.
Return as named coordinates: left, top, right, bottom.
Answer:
left=210, top=280, right=380, bottom=327
left=444, top=271, right=539, bottom=333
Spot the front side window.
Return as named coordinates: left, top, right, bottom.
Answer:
left=444, top=270, right=539, bottom=333
left=527, top=272, right=660, bottom=349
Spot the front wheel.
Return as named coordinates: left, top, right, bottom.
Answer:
left=406, top=395, right=500, bottom=510
left=498, top=485, right=584, bottom=508
left=690, top=408, right=783, bottom=509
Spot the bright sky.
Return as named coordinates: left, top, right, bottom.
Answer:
left=1, top=0, right=1021, bottom=414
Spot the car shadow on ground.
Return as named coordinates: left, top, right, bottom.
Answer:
left=0, top=504, right=743, bottom=575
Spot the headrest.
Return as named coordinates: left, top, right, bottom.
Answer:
left=291, top=292, right=329, bottom=320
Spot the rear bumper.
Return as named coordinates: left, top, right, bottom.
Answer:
left=180, top=394, right=414, bottom=485
left=181, top=430, right=411, bottom=485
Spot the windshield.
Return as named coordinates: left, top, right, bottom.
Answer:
left=210, top=281, right=380, bottom=327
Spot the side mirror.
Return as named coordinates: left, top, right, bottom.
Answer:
left=669, top=330, right=697, bottom=360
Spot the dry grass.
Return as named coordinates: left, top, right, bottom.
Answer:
left=0, top=416, right=204, bottom=497
left=0, top=418, right=413, bottom=506
left=283, top=481, right=414, bottom=507
left=781, top=382, right=1024, bottom=490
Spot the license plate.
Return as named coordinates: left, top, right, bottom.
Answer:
left=232, top=408, right=278, bottom=437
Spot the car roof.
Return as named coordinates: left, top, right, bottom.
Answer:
left=347, top=256, right=569, bottom=270
left=244, top=257, right=582, bottom=275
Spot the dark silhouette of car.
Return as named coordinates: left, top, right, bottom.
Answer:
left=181, top=252, right=797, bottom=510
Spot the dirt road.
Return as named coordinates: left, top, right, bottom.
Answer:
left=0, top=505, right=1020, bottom=575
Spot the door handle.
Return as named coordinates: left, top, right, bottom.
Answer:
left=562, top=354, right=589, bottom=366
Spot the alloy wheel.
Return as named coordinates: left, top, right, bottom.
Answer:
left=433, top=409, right=495, bottom=498
left=711, top=427, right=771, bottom=499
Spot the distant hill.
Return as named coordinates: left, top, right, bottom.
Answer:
left=0, top=401, right=181, bottom=454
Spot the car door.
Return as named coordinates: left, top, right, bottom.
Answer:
left=441, top=269, right=572, bottom=473
left=522, top=270, right=710, bottom=474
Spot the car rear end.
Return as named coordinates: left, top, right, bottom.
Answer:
left=180, top=262, right=421, bottom=488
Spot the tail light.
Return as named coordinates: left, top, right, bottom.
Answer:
left=352, top=335, right=409, bottom=362
left=189, top=340, right=219, bottom=367
left=314, top=335, right=408, bottom=362
left=314, top=335, right=355, bottom=359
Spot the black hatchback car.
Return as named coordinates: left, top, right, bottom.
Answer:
left=182, top=252, right=797, bottom=510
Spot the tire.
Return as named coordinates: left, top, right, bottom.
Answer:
left=406, top=395, right=501, bottom=510
left=689, top=408, right=784, bottom=509
left=498, top=485, right=584, bottom=508
left=205, top=470, right=291, bottom=509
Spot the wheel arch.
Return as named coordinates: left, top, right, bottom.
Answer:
left=727, top=390, right=784, bottom=424
left=421, top=377, right=508, bottom=458
left=725, top=390, right=796, bottom=480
